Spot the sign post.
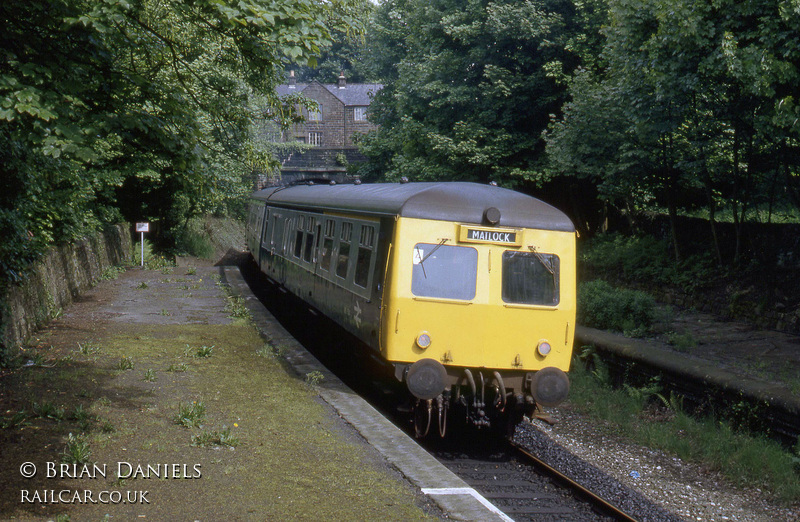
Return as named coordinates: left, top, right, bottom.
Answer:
left=135, top=222, right=149, bottom=267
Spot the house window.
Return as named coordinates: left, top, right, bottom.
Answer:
left=308, top=132, right=322, bottom=146
left=353, top=107, right=367, bottom=121
left=308, top=107, right=322, bottom=121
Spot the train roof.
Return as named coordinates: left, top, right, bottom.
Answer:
left=250, top=182, right=575, bottom=232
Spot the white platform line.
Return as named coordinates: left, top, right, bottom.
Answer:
left=421, top=487, right=515, bottom=522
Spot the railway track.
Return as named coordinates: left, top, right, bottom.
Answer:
left=426, top=430, right=666, bottom=522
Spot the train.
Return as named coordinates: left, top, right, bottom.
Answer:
left=245, top=181, right=576, bottom=436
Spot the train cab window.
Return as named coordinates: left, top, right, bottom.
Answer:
left=411, top=244, right=478, bottom=300
left=354, top=225, right=375, bottom=288
left=502, top=251, right=559, bottom=305
left=336, top=222, right=353, bottom=279
left=320, top=219, right=335, bottom=272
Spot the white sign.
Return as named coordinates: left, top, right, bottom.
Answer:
left=136, top=222, right=150, bottom=233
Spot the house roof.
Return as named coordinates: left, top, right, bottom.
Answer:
left=251, top=182, right=575, bottom=232
left=277, top=81, right=383, bottom=106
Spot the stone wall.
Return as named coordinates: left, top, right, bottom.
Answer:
left=0, top=224, right=132, bottom=355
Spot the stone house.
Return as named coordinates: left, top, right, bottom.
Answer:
left=272, top=73, right=383, bottom=184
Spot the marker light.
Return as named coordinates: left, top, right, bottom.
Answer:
left=537, top=341, right=552, bottom=357
left=416, top=332, right=432, bottom=350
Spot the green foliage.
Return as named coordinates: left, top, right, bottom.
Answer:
left=32, top=401, right=66, bottom=421
left=175, top=222, right=215, bottom=260
left=580, top=233, right=722, bottom=291
left=193, top=345, right=215, bottom=359
left=174, top=401, right=206, bottom=428
left=62, top=433, right=92, bottom=465
left=226, top=296, right=252, bottom=321
left=547, top=0, right=800, bottom=261
left=0, top=0, right=367, bottom=290
left=191, top=426, right=240, bottom=448
left=116, top=356, right=134, bottom=371
left=570, top=354, right=800, bottom=502
left=578, top=280, right=657, bottom=336
left=356, top=0, right=584, bottom=185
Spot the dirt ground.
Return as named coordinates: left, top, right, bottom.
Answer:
left=0, top=265, right=437, bottom=521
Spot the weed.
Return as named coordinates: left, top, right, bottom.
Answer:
left=305, top=371, right=324, bottom=387
left=116, top=356, right=134, bottom=371
left=100, top=419, right=115, bottom=433
left=32, top=401, right=66, bottom=421
left=1, top=410, right=29, bottom=430
left=159, top=308, right=172, bottom=316
left=100, top=265, right=125, bottom=281
left=77, top=341, right=99, bottom=355
left=143, top=369, right=157, bottom=382
left=161, top=266, right=174, bottom=275
left=96, top=397, right=111, bottom=407
left=137, top=281, right=149, bottom=290
left=193, top=345, right=214, bottom=358
left=186, top=267, right=197, bottom=275
left=578, top=280, right=657, bottom=336
left=256, top=345, right=274, bottom=358
left=28, top=352, right=46, bottom=367
left=166, top=363, right=188, bottom=373
left=62, top=433, right=92, bottom=465
left=174, top=402, right=206, bottom=428
left=191, top=425, right=240, bottom=448
left=70, top=404, right=91, bottom=424
left=225, top=296, right=252, bottom=320
left=666, top=331, right=698, bottom=352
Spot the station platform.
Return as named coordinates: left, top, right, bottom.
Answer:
left=0, top=262, right=507, bottom=521
left=576, top=307, right=800, bottom=438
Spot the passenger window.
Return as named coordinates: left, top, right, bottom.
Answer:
left=320, top=220, right=335, bottom=272
left=336, top=222, right=353, bottom=279
left=502, top=251, right=559, bottom=305
left=293, top=215, right=305, bottom=259
left=354, top=225, right=375, bottom=288
left=303, top=217, right=316, bottom=263
left=411, top=244, right=478, bottom=300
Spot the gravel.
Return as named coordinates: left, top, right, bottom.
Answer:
left=513, top=408, right=800, bottom=522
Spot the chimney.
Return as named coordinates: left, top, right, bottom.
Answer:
left=338, top=72, right=346, bottom=89
left=289, top=70, right=296, bottom=89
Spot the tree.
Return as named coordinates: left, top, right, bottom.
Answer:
left=357, top=0, right=584, bottom=187
left=0, top=0, right=365, bottom=286
left=547, top=0, right=800, bottom=264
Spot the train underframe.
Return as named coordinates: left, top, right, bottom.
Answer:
left=394, top=360, right=570, bottom=438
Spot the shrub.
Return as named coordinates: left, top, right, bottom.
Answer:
left=578, top=280, right=657, bottom=336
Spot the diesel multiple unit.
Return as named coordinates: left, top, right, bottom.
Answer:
left=246, top=181, right=576, bottom=435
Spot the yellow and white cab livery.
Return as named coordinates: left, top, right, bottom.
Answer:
left=246, top=181, right=576, bottom=435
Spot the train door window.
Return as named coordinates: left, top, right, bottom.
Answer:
left=270, top=212, right=282, bottom=251
left=354, top=225, right=375, bottom=288
left=260, top=208, right=270, bottom=244
left=320, top=219, right=335, bottom=272
left=294, top=215, right=305, bottom=259
left=282, top=217, right=292, bottom=255
left=501, top=251, right=560, bottom=305
left=336, top=221, right=353, bottom=279
left=303, top=216, right=316, bottom=263
left=411, top=244, right=478, bottom=300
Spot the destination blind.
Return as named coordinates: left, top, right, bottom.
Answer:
left=459, top=226, right=521, bottom=246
